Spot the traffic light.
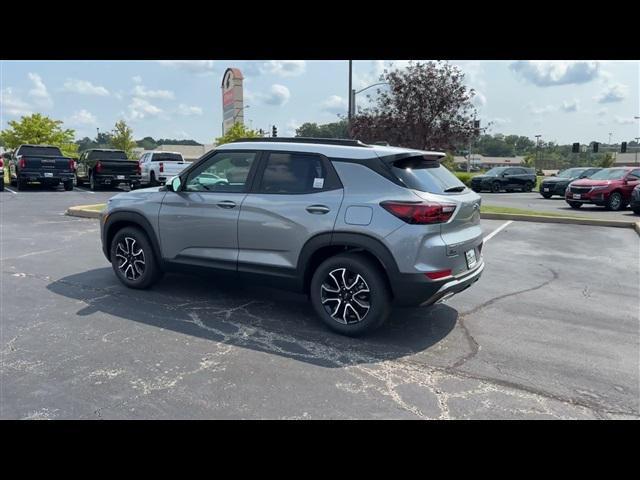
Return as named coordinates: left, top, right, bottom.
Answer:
left=473, top=120, right=480, bottom=136
left=259, top=128, right=264, bottom=137
left=572, top=142, right=580, bottom=153
left=592, top=142, right=599, bottom=153
left=272, top=125, right=277, bottom=137
left=621, top=142, right=627, bottom=153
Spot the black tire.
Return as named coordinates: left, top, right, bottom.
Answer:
left=633, top=208, right=640, bottom=215
left=63, top=181, right=73, bottom=191
left=110, top=227, right=163, bottom=290
left=490, top=182, right=501, bottom=193
left=310, top=253, right=391, bottom=337
left=74, top=173, right=83, bottom=187
left=0, top=177, right=4, bottom=191
left=523, top=182, right=534, bottom=192
left=150, top=171, right=158, bottom=187
left=568, top=201, right=582, bottom=209
left=541, top=193, right=553, bottom=199
left=605, top=191, right=624, bottom=211
left=89, top=172, right=99, bottom=191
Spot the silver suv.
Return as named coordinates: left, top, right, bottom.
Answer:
left=100, top=138, right=484, bottom=336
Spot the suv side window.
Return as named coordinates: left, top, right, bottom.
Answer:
left=628, top=169, right=640, bottom=180
left=184, top=151, right=256, bottom=193
left=258, top=152, right=325, bottom=194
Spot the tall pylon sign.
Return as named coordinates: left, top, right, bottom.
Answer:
left=221, top=68, right=244, bottom=135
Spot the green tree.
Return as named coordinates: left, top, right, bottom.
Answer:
left=215, top=122, right=260, bottom=146
left=0, top=113, right=78, bottom=157
left=110, top=120, right=137, bottom=159
left=296, top=120, right=349, bottom=138
left=441, top=152, right=457, bottom=171
left=599, top=153, right=615, bottom=168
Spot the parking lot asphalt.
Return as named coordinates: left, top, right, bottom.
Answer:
left=1, top=187, right=638, bottom=419
left=480, top=191, right=639, bottom=222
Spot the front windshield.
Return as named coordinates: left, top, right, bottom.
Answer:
left=589, top=169, right=627, bottom=180
left=484, top=167, right=507, bottom=176
left=557, top=168, right=586, bottom=178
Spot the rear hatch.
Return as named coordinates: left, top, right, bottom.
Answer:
left=382, top=153, right=483, bottom=273
left=89, top=150, right=138, bottom=175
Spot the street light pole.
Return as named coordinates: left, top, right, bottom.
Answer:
left=348, top=60, right=353, bottom=136
left=535, top=135, right=542, bottom=171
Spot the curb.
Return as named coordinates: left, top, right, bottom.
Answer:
left=65, top=204, right=104, bottom=219
left=480, top=212, right=637, bottom=229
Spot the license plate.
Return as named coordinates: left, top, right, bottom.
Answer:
left=465, top=249, right=477, bottom=269
left=572, top=194, right=581, bottom=199
left=543, top=188, right=550, bottom=192
left=44, top=172, right=53, bottom=178
left=117, top=175, right=125, bottom=180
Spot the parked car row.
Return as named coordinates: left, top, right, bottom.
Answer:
left=2, top=144, right=192, bottom=192
left=539, top=167, right=602, bottom=198
left=565, top=167, right=640, bottom=211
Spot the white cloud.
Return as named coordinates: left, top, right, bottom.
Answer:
left=527, top=103, right=556, bottom=115
left=131, top=85, right=175, bottom=100
left=321, top=95, right=348, bottom=115
left=354, top=60, right=386, bottom=90
left=561, top=99, right=579, bottom=112
left=594, top=83, right=627, bottom=103
left=157, top=60, right=215, bottom=74
left=488, top=117, right=512, bottom=128
left=132, top=76, right=142, bottom=84
left=127, top=97, right=163, bottom=120
left=510, top=61, right=600, bottom=86
left=0, top=88, right=33, bottom=116
left=285, top=119, right=301, bottom=137
left=177, top=104, right=203, bottom=116
left=63, top=78, right=109, bottom=96
left=614, top=116, right=635, bottom=125
left=260, top=60, right=306, bottom=77
left=68, top=109, right=98, bottom=126
left=27, top=73, right=53, bottom=108
left=472, top=90, right=487, bottom=108
left=597, top=108, right=607, bottom=116
left=262, top=84, right=290, bottom=106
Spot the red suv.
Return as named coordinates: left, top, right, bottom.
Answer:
left=565, top=167, right=640, bottom=211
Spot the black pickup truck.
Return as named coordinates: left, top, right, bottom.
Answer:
left=9, top=145, right=75, bottom=191
left=75, top=149, right=141, bottom=191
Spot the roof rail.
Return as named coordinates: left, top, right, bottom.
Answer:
left=230, top=137, right=372, bottom=148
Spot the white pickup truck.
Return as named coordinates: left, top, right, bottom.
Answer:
left=138, top=151, right=191, bottom=186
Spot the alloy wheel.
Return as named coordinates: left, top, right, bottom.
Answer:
left=115, top=237, right=146, bottom=281
left=320, top=268, right=371, bottom=324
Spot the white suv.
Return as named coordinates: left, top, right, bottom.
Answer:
left=139, top=151, right=190, bottom=186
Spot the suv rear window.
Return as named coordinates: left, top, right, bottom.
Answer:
left=387, top=156, right=467, bottom=194
left=18, top=146, right=63, bottom=157
left=152, top=153, right=183, bottom=162
left=87, top=150, right=128, bottom=160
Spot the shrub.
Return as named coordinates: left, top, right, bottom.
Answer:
left=455, top=172, right=475, bottom=186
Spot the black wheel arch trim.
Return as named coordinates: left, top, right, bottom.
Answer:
left=102, top=211, right=164, bottom=268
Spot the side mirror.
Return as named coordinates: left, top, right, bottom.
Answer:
left=168, top=176, right=181, bottom=192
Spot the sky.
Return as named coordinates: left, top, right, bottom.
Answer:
left=1, top=60, right=638, bottom=145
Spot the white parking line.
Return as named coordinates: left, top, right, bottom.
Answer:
left=4, top=187, right=18, bottom=194
left=483, top=220, right=513, bottom=243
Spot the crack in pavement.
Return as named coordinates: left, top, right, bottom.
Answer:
left=449, top=266, right=559, bottom=370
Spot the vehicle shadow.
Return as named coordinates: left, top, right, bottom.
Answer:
left=46, top=268, right=458, bottom=368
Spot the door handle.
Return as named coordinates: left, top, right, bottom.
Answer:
left=306, top=204, right=330, bottom=214
left=217, top=200, right=237, bottom=209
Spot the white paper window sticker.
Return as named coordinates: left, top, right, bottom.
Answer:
left=313, top=178, right=325, bottom=189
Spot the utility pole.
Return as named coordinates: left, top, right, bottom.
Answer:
left=347, top=60, right=353, bottom=137
left=636, top=137, right=640, bottom=166
left=608, top=132, right=612, bottom=145
left=535, top=135, right=542, bottom=171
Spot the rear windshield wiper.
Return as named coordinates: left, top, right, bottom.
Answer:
left=444, top=186, right=466, bottom=192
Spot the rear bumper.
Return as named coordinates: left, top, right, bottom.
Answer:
left=540, top=182, right=568, bottom=195
left=391, top=260, right=484, bottom=307
left=95, top=174, right=141, bottom=185
left=18, top=171, right=73, bottom=182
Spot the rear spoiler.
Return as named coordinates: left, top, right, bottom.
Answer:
left=377, top=152, right=447, bottom=164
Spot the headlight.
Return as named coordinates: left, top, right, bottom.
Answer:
left=591, top=185, right=608, bottom=191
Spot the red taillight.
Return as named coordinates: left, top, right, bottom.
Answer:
left=19, top=157, right=26, bottom=169
left=380, top=201, right=456, bottom=224
left=69, top=159, right=75, bottom=170
left=425, top=269, right=452, bottom=280
left=136, top=161, right=141, bottom=175
left=95, top=161, right=103, bottom=173
left=0, top=158, right=3, bottom=168
left=159, top=162, right=164, bottom=173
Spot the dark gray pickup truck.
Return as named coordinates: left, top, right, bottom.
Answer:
left=75, top=149, right=141, bottom=191
left=9, top=144, right=75, bottom=191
